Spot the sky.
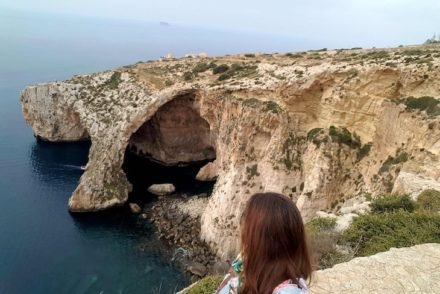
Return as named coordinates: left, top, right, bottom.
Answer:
left=1, top=0, right=439, bottom=48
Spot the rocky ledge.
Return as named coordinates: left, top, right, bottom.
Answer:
left=310, top=243, right=440, bottom=293
left=20, top=44, right=440, bottom=258
left=146, top=194, right=229, bottom=282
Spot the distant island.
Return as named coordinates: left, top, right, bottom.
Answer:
left=160, top=21, right=170, bottom=27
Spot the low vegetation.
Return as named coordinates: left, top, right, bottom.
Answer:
left=183, top=71, right=195, bottom=81
left=329, top=126, right=361, bottom=148
left=213, top=63, right=258, bottom=81
left=263, top=101, right=282, bottom=114
left=343, top=210, right=440, bottom=256
left=417, top=189, right=440, bottom=212
left=192, top=62, right=216, bottom=74
left=212, top=64, right=230, bottom=74
left=183, top=275, right=223, bottom=294
left=397, top=96, right=440, bottom=117
left=308, top=193, right=440, bottom=267
left=362, top=50, right=390, bottom=60
left=379, top=151, right=409, bottom=173
left=241, top=98, right=282, bottom=114
left=370, top=194, right=415, bottom=213
left=306, top=218, right=354, bottom=269
left=307, top=128, right=324, bottom=141
left=357, top=143, right=372, bottom=161
left=105, top=72, right=122, bottom=90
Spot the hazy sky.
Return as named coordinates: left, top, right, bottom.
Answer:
left=2, top=0, right=439, bottom=48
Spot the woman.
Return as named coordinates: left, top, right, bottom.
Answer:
left=217, top=192, right=312, bottom=294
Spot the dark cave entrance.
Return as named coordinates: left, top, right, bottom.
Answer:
left=122, top=94, right=217, bottom=204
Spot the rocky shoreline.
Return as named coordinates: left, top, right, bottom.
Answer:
left=142, top=194, right=229, bottom=282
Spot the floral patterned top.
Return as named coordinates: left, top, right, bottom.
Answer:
left=216, top=255, right=308, bottom=294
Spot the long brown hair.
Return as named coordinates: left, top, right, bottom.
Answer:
left=240, top=192, right=312, bottom=294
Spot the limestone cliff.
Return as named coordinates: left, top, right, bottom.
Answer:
left=20, top=45, right=440, bottom=257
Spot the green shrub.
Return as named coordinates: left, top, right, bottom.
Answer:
left=244, top=53, right=255, bottom=57
left=401, top=49, right=425, bottom=56
left=379, top=152, right=409, bottom=173
left=307, top=217, right=337, bottom=233
left=105, top=72, right=121, bottom=89
left=218, top=72, right=233, bottom=81
left=363, top=51, right=390, bottom=60
left=357, top=143, right=372, bottom=161
left=183, top=72, right=194, bottom=81
left=399, top=96, right=440, bottom=116
left=215, top=63, right=258, bottom=81
left=285, top=52, right=303, bottom=58
left=307, top=128, right=323, bottom=141
left=242, top=98, right=259, bottom=107
left=417, top=189, right=440, bottom=212
left=370, top=194, right=415, bottom=213
left=306, top=218, right=353, bottom=269
left=192, top=62, right=211, bottom=73
left=329, top=126, right=361, bottom=148
left=212, top=64, right=230, bottom=74
left=263, top=101, right=282, bottom=114
left=184, top=275, right=223, bottom=294
left=343, top=211, right=440, bottom=256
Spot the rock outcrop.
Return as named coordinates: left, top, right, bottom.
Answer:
left=20, top=45, right=440, bottom=257
left=310, top=243, right=440, bottom=293
left=147, top=183, right=176, bottom=196
left=196, top=160, right=218, bottom=181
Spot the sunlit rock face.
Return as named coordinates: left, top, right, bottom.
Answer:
left=20, top=84, right=89, bottom=142
left=20, top=45, right=440, bottom=257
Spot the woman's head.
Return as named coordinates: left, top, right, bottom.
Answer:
left=240, top=192, right=312, bottom=294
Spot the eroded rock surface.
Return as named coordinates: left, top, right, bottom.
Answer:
left=196, top=160, right=218, bottom=181
left=20, top=45, right=440, bottom=257
left=310, top=243, right=440, bottom=293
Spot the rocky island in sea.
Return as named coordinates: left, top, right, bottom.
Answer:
left=20, top=45, right=440, bottom=292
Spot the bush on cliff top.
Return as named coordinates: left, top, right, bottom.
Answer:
left=307, top=217, right=336, bottom=232
left=306, top=218, right=354, bottom=269
left=184, top=275, right=223, bottom=294
left=370, top=194, right=416, bottom=213
left=343, top=211, right=440, bottom=257
left=105, top=71, right=121, bottom=90
left=192, top=62, right=215, bottom=74
left=417, top=189, right=440, bottom=212
left=212, top=64, right=229, bottom=74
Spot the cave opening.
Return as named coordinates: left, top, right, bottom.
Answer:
left=122, top=94, right=217, bottom=204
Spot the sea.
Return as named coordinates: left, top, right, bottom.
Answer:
left=0, top=8, right=310, bottom=293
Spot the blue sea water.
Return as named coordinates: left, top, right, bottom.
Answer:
left=0, top=9, right=308, bottom=293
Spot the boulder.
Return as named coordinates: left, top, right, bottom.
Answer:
left=129, top=203, right=141, bottom=214
left=186, top=262, right=207, bottom=277
left=196, top=160, right=218, bottom=181
left=147, top=183, right=176, bottom=196
left=212, top=261, right=230, bottom=275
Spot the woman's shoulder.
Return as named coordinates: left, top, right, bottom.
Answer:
left=273, top=279, right=308, bottom=294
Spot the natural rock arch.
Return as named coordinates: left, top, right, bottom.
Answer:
left=127, top=92, right=216, bottom=165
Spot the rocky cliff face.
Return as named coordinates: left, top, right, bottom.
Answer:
left=20, top=45, right=440, bottom=257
